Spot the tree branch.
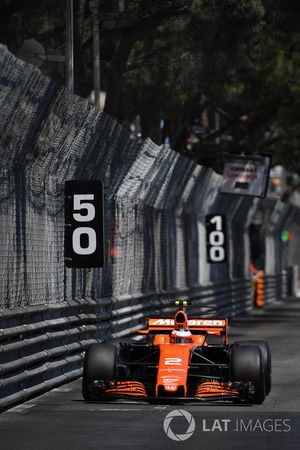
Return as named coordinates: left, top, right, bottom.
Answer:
left=82, top=3, right=189, bottom=50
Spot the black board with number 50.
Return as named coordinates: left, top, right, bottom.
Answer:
left=65, top=180, right=104, bottom=268
left=205, top=214, right=227, bottom=263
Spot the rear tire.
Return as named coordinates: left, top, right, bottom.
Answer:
left=231, top=344, right=266, bottom=404
left=235, top=340, right=271, bottom=395
left=82, top=343, right=117, bottom=401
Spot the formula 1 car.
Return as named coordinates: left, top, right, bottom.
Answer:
left=82, top=301, right=271, bottom=404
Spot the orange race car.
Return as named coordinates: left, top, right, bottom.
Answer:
left=82, top=300, right=271, bottom=404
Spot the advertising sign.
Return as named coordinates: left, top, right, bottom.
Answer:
left=220, top=155, right=271, bottom=198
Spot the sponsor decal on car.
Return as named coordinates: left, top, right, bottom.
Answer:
left=162, top=378, right=180, bottom=384
left=150, top=318, right=225, bottom=327
left=164, top=385, right=177, bottom=392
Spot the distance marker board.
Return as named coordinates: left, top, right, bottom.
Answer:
left=205, top=214, right=227, bottom=263
left=65, top=180, right=104, bottom=268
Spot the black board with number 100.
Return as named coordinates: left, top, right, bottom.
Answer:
left=205, top=214, right=227, bottom=263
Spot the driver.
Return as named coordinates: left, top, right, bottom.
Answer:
left=170, top=306, right=193, bottom=343
left=170, top=327, right=192, bottom=344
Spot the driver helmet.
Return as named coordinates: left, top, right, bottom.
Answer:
left=171, top=328, right=192, bottom=344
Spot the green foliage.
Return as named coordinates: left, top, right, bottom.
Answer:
left=119, top=0, right=268, bottom=145
left=1, top=0, right=300, bottom=170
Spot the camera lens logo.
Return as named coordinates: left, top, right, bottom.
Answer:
left=163, top=409, right=195, bottom=441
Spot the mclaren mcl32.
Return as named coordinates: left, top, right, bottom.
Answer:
left=82, top=301, right=271, bottom=404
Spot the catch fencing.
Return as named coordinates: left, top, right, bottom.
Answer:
left=0, top=44, right=292, bottom=409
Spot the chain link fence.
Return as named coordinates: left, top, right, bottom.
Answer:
left=0, top=44, right=254, bottom=312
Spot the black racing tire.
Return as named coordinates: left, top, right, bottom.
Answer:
left=231, top=344, right=266, bottom=404
left=235, top=340, right=271, bottom=395
left=82, top=376, right=94, bottom=401
left=82, top=343, right=117, bottom=401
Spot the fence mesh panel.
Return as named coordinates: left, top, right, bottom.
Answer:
left=0, top=44, right=255, bottom=311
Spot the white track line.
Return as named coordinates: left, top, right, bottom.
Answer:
left=52, top=388, right=72, bottom=393
left=94, top=408, right=142, bottom=411
left=7, top=403, right=36, bottom=413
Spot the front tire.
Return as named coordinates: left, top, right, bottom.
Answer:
left=82, top=343, right=117, bottom=401
left=235, top=340, right=271, bottom=395
left=231, top=344, right=266, bottom=404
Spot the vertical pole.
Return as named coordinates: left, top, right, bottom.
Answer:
left=66, top=0, right=75, bottom=93
left=214, top=110, right=220, bottom=145
left=93, top=0, right=101, bottom=109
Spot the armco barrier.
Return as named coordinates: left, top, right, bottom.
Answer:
left=0, top=299, right=111, bottom=410
left=265, top=202, right=295, bottom=275
left=254, top=271, right=288, bottom=308
left=264, top=272, right=288, bottom=304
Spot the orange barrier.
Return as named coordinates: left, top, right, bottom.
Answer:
left=255, top=270, right=264, bottom=308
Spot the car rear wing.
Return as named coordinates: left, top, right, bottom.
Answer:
left=137, top=318, right=228, bottom=341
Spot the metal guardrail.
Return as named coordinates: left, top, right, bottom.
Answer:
left=0, top=299, right=111, bottom=410
left=264, top=272, right=288, bottom=304
left=0, top=279, right=251, bottom=411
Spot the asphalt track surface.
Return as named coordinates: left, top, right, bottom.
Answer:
left=1, top=298, right=300, bottom=450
